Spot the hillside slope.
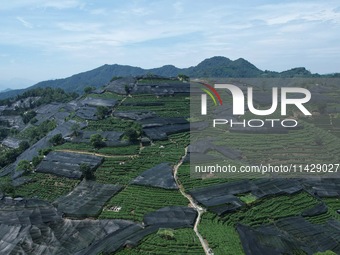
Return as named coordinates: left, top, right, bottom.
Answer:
left=0, top=56, right=328, bottom=100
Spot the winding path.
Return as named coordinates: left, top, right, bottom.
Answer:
left=173, top=147, right=213, bottom=255
left=55, top=149, right=138, bottom=159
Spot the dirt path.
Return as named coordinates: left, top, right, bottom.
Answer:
left=55, top=149, right=138, bottom=159
left=173, top=147, right=213, bottom=255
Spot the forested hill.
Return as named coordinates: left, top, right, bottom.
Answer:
left=0, top=56, right=335, bottom=100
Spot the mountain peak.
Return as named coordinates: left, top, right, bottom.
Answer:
left=192, top=56, right=262, bottom=77
left=197, top=56, right=232, bottom=67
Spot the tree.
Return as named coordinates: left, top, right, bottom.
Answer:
left=84, top=86, right=95, bottom=94
left=80, top=163, right=95, bottom=180
left=30, top=117, right=38, bottom=124
left=124, top=123, right=141, bottom=143
left=49, top=133, right=64, bottom=146
left=71, top=123, right=81, bottom=136
left=0, top=182, right=15, bottom=196
left=177, top=74, right=189, bottom=82
left=16, top=160, right=32, bottom=174
left=90, top=134, right=105, bottom=148
left=21, top=110, right=37, bottom=124
left=96, top=106, right=110, bottom=120
left=124, top=85, right=131, bottom=95
left=38, top=147, right=52, bottom=156
left=125, top=128, right=139, bottom=142
left=157, top=228, right=175, bottom=240
left=32, top=156, right=43, bottom=167
left=18, top=141, right=30, bottom=152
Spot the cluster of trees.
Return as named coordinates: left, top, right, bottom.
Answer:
left=84, top=86, right=95, bottom=94
left=22, top=119, right=57, bottom=144
left=124, top=123, right=142, bottom=143
left=90, top=134, right=106, bottom=148
left=0, top=120, right=56, bottom=167
left=49, top=133, right=65, bottom=146
left=177, top=74, right=189, bottom=82
left=15, top=148, right=50, bottom=175
left=21, top=110, right=37, bottom=124
left=0, top=182, right=15, bottom=196
left=89, top=123, right=141, bottom=149
left=96, top=106, right=110, bottom=120
left=0, top=141, right=30, bottom=168
left=80, top=163, right=95, bottom=180
left=0, top=87, right=78, bottom=108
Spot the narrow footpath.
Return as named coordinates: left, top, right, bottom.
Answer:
left=55, top=149, right=138, bottom=159
left=173, top=147, right=213, bottom=255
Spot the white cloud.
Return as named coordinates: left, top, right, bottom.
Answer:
left=56, top=22, right=103, bottom=32
left=0, top=0, right=84, bottom=10
left=1, top=0, right=340, bottom=81
left=42, top=0, right=85, bottom=10
left=16, top=16, right=34, bottom=28
left=255, top=2, right=340, bottom=25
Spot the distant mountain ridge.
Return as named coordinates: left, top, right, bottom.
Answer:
left=0, top=56, right=336, bottom=100
left=0, top=88, right=12, bottom=93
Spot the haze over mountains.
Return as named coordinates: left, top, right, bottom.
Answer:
left=0, top=56, right=337, bottom=100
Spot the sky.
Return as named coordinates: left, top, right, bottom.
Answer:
left=1, top=0, right=340, bottom=90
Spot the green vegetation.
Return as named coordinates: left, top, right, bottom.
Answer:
left=49, top=133, right=65, bottom=146
left=178, top=74, right=190, bottom=82
left=197, top=192, right=320, bottom=255
left=314, top=251, right=337, bottom=255
left=86, top=117, right=135, bottom=131
left=0, top=141, right=30, bottom=168
left=100, top=185, right=188, bottom=222
left=199, top=213, right=244, bottom=255
left=177, top=162, right=236, bottom=191
left=16, top=160, right=32, bottom=174
left=124, top=124, right=142, bottom=142
left=0, top=182, right=15, bottom=197
left=157, top=228, right=175, bottom=240
left=90, top=133, right=106, bottom=148
left=87, top=91, right=124, bottom=100
left=221, top=192, right=319, bottom=226
left=238, top=194, right=257, bottom=204
left=116, top=95, right=190, bottom=118
left=84, top=86, right=95, bottom=94
left=0, top=87, right=78, bottom=109
left=21, top=110, right=36, bottom=124
left=2, top=79, right=340, bottom=254
left=96, top=106, right=110, bottom=120
left=306, top=198, right=340, bottom=224
left=14, top=173, right=79, bottom=201
left=303, top=114, right=340, bottom=138
left=115, top=228, right=204, bottom=255
left=80, top=163, right=95, bottom=180
left=32, top=155, right=43, bottom=167
left=70, top=122, right=81, bottom=136
left=39, top=147, right=52, bottom=156
left=18, top=119, right=57, bottom=144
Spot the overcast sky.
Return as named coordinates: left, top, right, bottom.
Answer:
left=1, top=0, right=340, bottom=90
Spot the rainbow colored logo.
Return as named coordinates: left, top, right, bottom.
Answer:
left=198, top=82, right=223, bottom=106
left=196, top=82, right=223, bottom=115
